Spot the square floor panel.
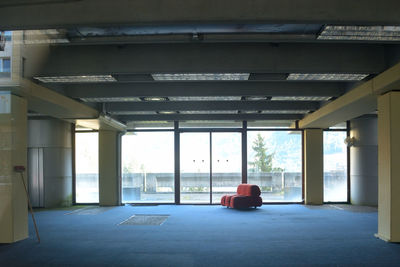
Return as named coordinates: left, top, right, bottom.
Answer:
left=119, top=214, right=169, bottom=225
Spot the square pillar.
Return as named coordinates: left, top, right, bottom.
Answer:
left=376, top=91, right=400, bottom=242
left=303, top=129, right=323, bottom=205
left=99, top=130, right=119, bottom=206
left=0, top=93, right=28, bottom=243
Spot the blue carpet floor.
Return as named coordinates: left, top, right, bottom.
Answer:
left=1, top=204, right=399, bottom=267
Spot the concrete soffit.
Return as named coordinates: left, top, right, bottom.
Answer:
left=298, top=62, right=400, bottom=129
left=8, top=78, right=126, bottom=131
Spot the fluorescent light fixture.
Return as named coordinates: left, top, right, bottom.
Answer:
left=140, top=97, right=169, bottom=101
left=242, top=96, right=272, bottom=101
left=168, top=96, right=241, bottom=101
left=109, top=111, right=156, bottom=115
left=34, top=75, right=116, bottom=83
left=272, top=96, right=332, bottom=101
left=261, top=110, right=309, bottom=114
left=81, top=97, right=141, bottom=102
left=238, top=110, right=261, bottom=114
left=152, top=73, right=250, bottom=81
left=287, top=73, right=368, bottom=81
left=180, top=110, right=237, bottom=114
left=157, top=111, right=179, bottom=114
left=318, top=25, right=400, bottom=41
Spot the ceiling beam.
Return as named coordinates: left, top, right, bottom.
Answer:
left=116, top=114, right=303, bottom=122
left=1, top=0, right=400, bottom=30
left=298, top=61, right=400, bottom=128
left=37, top=43, right=385, bottom=76
left=107, top=101, right=318, bottom=112
left=64, top=81, right=345, bottom=98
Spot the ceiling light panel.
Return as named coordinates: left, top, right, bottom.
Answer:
left=140, top=97, right=169, bottom=101
left=261, top=110, right=309, bottom=114
left=157, top=111, right=179, bottom=114
left=110, top=111, right=156, bottom=115
left=180, top=110, right=238, bottom=114
left=81, top=97, right=141, bottom=102
left=152, top=73, right=250, bottom=81
left=287, top=73, right=368, bottom=81
left=168, top=96, right=241, bottom=101
left=242, top=96, right=272, bottom=101
left=34, top=75, right=116, bottom=83
left=238, top=110, right=261, bottom=114
left=318, top=25, right=400, bottom=41
left=272, top=96, right=332, bottom=101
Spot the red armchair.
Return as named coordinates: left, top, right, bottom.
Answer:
left=221, top=184, right=263, bottom=209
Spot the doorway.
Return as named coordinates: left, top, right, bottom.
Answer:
left=180, top=132, right=242, bottom=204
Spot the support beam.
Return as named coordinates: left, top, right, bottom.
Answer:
left=99, top=130, right=119, bottom=206
left=116, top=114, right=303, bottom=122
left=303, top=129, right=323, bottom=205
left=376, top=91, right=400, bottom=242
left=38, top=43, right=385, bottom=76
left=299, top=61, right=400, bottom=129
left=1, top=0, right=400, bottom=30
left=108, top=101, right=318, bottom=112
left=65, top=81, right=345, bottom=99
left=0, top=93, right=28, bottom=243
left=13, top=78, right=99, bottom=119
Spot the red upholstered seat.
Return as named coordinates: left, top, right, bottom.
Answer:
left=221, top=184, right=262, bottom=209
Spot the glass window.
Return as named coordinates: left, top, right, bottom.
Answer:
left=122, top=132, right=174, bottom=203
left=2, top=58, right=10, bottom=73
left=75, top=132, right=99, bottom=203
left=247, top=131, right=302, bottom=202
left=324, top=131, right=348, bottom=202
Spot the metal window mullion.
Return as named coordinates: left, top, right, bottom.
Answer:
left=242, top=121, right=247, bottom=184
left=174, top=121, right=180, bottom=204
left=209, top=132, right=212, bottom=204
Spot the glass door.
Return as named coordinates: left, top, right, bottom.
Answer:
left=211, top=133, right=242, bottom=203
left=180, top=132, right=242, bottom=204
left=180, top=133, right=210, bottom=203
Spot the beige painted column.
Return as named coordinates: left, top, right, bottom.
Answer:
left=376, top=91, right=400, bottom=242
left=0, top=93, right=28, bottom=243
left=99, top=130, right=119, bottom=206
left=303, top=129, right=324, bottom=205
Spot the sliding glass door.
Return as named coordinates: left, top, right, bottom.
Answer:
left=180, top=133, right=211, bottom=203
left=211, top=133, right=242, bottom=203
left=180, top=132, right=242, bottom=204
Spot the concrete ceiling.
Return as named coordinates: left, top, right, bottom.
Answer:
left=2, top=0, right=400, bottom=127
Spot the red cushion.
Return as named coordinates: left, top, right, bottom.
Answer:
left=237, top=184, right=261, bottom=197
left=230, top=195, right=262, bottom=208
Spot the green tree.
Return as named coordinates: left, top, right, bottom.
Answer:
left=249, top=133, right=274, bottom=172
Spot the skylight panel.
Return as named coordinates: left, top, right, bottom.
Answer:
left=287, top=73, right=368, bottom=81
left=180, top=110, right=238, bottom=114
left=81, top=97, right=141, bottom=102
left=318, top=25, right=400, bottom=41
left=168, top=96, right=241, bottom=101
left=271, top=96, right=332, bottom=101
left=152, top=73, right=250, bottom=81
left=34, top=75, right=116, bottom=83
left=261, top=110, right=309, bottom=114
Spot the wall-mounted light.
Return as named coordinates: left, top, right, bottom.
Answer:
left=344, top=136, right=356, bottom=147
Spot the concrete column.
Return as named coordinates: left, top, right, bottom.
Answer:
left=376, top=91, right=400, bottom=242
left=99, top=130, right=119, bottom=206
left=303, top=129, right=323, bottom=205
left=0, top=93, right=28, bottom=243
left=350, top=116, right=378, bottom=206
